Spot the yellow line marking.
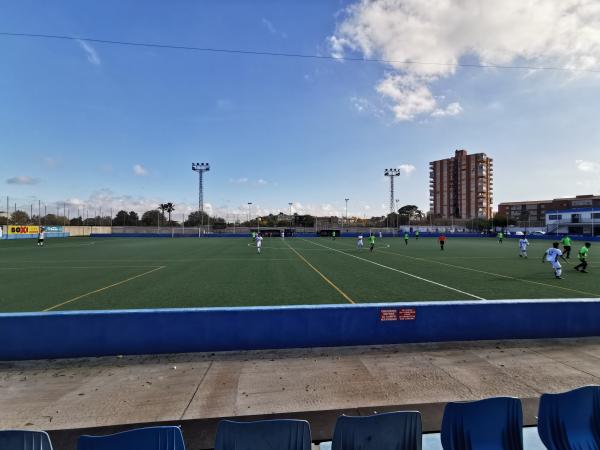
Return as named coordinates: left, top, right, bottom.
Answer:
left=376, top=247, right=600, bottom=298
left=302, top=239, right=486, bottom=300
left=43, top=266, right=166, bottom=311
left=285, top=242, right=355, bottom=304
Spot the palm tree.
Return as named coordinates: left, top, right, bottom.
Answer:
left=158, top=203, right=167, bottom=226
left=165, top=202, right=175, bottom=225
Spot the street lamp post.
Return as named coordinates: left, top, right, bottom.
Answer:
left=247, top=202, right=253, bottom=234
left=192, top=162, right=210, bottom=237
left=345, top=198, right=349, bottom=231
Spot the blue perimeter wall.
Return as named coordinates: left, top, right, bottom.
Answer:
left=3, top=232, right=70, bottom=240
left=1, top=300, right=600, bottom=360
left=91, top=232, right=600, bottom=241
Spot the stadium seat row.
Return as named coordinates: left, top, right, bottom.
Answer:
left=2, top=385, right=599, bottom=450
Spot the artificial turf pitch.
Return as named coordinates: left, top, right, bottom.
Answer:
left=0, top=236, right=597, bottom=312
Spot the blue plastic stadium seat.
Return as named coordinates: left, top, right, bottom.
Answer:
left=441, top=397, right=523, bottom=450
left=332, top=411, right=422, bottom=450
left=538, top=385, right=600, bottom=450
left=77, top=426, right=185, bottom=450
left=0, top=430, right=53, bottom=450
left=215, top=419, right=311, bottom=450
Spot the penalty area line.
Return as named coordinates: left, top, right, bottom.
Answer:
left=43, top=266, right=166, bottom=312
left=302, top=239, right=486, bottom=301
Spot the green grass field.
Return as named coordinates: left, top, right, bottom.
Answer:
left=0, top=236, right=597, bottom=312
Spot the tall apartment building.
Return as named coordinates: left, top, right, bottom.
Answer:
left=429, top=149, right=494, bottom=219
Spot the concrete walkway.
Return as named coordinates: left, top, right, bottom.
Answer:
left=2, top=337, right=600, bottom=449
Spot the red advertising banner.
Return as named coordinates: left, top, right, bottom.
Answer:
left=399, top=308, right=416, bottom=320
left=379, top=309, right=398, bottom=321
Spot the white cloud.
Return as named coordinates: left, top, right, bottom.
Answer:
left=229, top=178, right=269, bottom=186
left=6, top=176, right=39, bottom=185
left=376, top=74, right=436, bottom=121
left=398, top=164, right=416, bottom=175
left=133, top=164, right=148, bottom=176
left=31, top=191, right=403, bottom=221
left=77, top=40, right=101, bottom=66
left=59, top=189, right=171, bottom=217
left=350, top=96, right=384, bottom=116
left=431, top=102, right=463, bottom=118
left=261, top=18, right=277, bottom=34
left=261, top=17, right=287, bottom=38
left=576, top=159, right=600, bottom=173
left=331, top=0, right=600, bottom=121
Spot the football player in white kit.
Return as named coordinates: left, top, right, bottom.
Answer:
left=357, top=234, right=364, bottom=250
left=256, top=233, right=263, bottom=254
left=518, top=237, right=529, bottom=258
left=543, top=242, right=567, bottom=279
left=37, top=227, right=45, bottom=246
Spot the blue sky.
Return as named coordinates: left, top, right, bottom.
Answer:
left=1, top=0, right=600, bottom=219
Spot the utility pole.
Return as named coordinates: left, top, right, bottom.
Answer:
left=289, top=202, right=293, bottom=227
left=192, top=162, right=210, bottom=237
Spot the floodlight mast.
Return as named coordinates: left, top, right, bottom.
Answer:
left=192, top=162, right=210, bottom=237
left=384, top=168, right=401, bottom=215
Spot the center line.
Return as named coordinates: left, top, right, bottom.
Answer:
left=302, top=239, right=486, bottom=301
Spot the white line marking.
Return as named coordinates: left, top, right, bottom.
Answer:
left=302, top=239, right=486, bottom=300
left=379, top=248, right=600, bottom=298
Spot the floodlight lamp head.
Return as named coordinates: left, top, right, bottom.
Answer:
left=192, top=162, right=211, bottom=172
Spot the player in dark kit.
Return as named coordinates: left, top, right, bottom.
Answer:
left=438, top=234, right=446, bottom=250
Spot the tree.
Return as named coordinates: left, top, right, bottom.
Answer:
left=163, top=202, right=175, bottom=225
left=398, top=205, right=423, bottom=219
left=141, top=210, right=166, bottom=226
left=158, top=204, right=167, bottom=226
left=211, top=217, right=227, bottom=229
left=471, top=218, right=491, bottom=231
left=112, top=210, right=139, bottom=226
left=385, top=212, right=400, bottom=227
left=113, top=210, right=129, bottom=226
left=70, top=216, right=84, bottom=226
left=128, top=211, right=139, bottom=225
left=10, top=210, right=29, bottom=224
left=184, top=211, right=210, bottom=227
left=492, top=214, right=516, bottom=229
left=397, top=205, right=424, bottom=225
